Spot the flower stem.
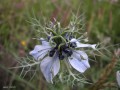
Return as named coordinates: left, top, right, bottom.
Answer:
left=46, top=27, right=57, bottom=36
left=49, top=36, right=67, bottom=46
left=64, top=59, right=72, bottom=74
left=64, top=59, right=77, bottom=79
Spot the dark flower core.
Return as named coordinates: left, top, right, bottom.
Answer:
left=49, top=42, right=76, bottom=60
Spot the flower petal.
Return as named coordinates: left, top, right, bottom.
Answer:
left=40, top=54, right=60, bottom=83
left=29, top=45, right=51, bottom=61
left=68, top=51, right=90, bottom=73
left=40, top=38, right=50, bottom=46
left=116, top=71, right=120, bottom=87
left=73, top=51, right=90, bottom=68
left=69, top=57, right=88, bottom=73
left=73, top=51, right=88, bottom=60
left=70, top=38, right=78, bottom=42
left=70, top=38, right=96, bottom=49
left=76, top=43, right=96, bottom=49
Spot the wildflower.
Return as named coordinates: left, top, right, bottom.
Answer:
left=116, top=71, right=120, bottom=88
left=21, top=40, right=27, bottom=47
left=29, top=36, right=96, bottom=83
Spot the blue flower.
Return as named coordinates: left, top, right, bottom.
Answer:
left=116, top=71, right=120, bottom=88
left=29, top=37, right=96, bottom=83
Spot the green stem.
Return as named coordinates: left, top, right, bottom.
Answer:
left=49, top=36, right=67, bottom=45
left=64, top=59, right=72, bottom=74
left=46, top=27, right=57, bottom=36
left=58, top=43, right=65, bottom=51
left=61, top=30, right=81, bottom=36
left=64, top=60, right=77, bottom=79
left=49, top=36, right=59, bottom=46
left=59, top=36, right=67, bottom=43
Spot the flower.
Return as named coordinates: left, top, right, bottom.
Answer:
left=116, top=71, right=120, bottom=87
left=29, top=37, right=96, bottom=83
left=21, top=40, right=27, bottom=47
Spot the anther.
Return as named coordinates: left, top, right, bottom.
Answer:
left=70, top=42, right=77, bottom=48
left=49, top=48, right=56, bottom=57
left=63, top=49, right=73, bottom=56
left=59, top=54, right=65, bottom=60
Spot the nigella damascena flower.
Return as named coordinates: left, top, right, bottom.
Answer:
left=29, top=36, right=96, bottom=83
left=116, top=71, right=120, bottom=87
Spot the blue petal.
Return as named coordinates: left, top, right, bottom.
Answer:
left=68, top=57, right=87, bottom=73
left=76, top=43, right=96, bottom=49
left=29, top=45, right=51, bottom=61
left=116, top=71, right=120, bottom=87
left=73, top=51, right=88, bottom=60
left=74, top=51, right=90, bottom=68
left=68, top=51, right=90, bottom=73
left=70, top=38, right=96, bottom=49
left=40, top=54, right=60, bottom=83
left=40, top=38, right=50, bottom=46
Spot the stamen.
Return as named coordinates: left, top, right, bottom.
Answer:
left=69, top=35, right=74, bottom=40
left=59, top=54, right=65, bottom=60
left=49, top=50, right=55, bottom=57
left=70, top=42, right=77, bottom=48
left=63, top=49, right=73, bottom=56
left=49, top=47, right=56, bottom=57
left=47, top=36, right=51, bottom=41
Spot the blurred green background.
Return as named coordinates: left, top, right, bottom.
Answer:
left=0, top=0, right=120, bottom=90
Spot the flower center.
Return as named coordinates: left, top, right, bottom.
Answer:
left=49, top=42, right=77, bottom=60
left=49, top=46, right=57, bottom=57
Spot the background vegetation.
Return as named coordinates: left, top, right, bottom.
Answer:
left=0, top=0, right=120, bottom=90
